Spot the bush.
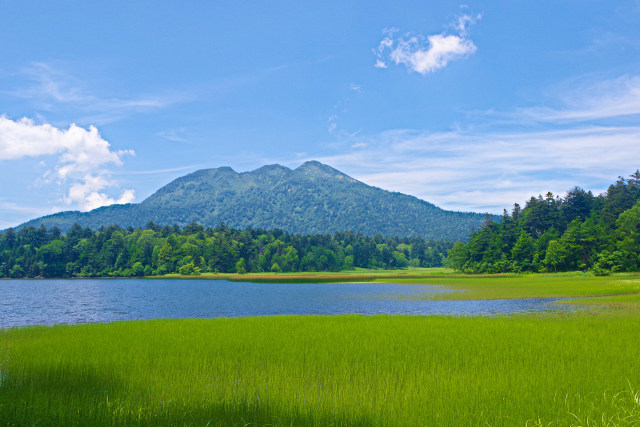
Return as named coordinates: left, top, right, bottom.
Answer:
left=235, top=258, right=247, bottom=274
left=591, top=265, right=611, bottom=276
left=132, top=262, right=145, bottom=277
left=178, top=262, right=200, bottom=275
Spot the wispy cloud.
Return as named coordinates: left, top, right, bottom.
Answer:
left=157, top=127, right=190, bottom=143
left=118, top=165, right=202, bottom=175
left=309, top=72, right=640, bottom=213
left=7, top=62, right=178, bottom=124
left=374, top=13, right=481, bottom=75
left=327, top=83, right=364, bottom=135
left=0, top=201, right=51, bottom=229
left=516, top=74, right=640, bottom=123
left=0, top=116, right=135, bottom=211
left=327, top=114, right=338, bottom=133
left=0, top=201, right=47, bottom=216
left=312, top=125, right=640, bottom=213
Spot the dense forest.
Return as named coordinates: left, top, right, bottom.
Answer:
left=0, top=222, right=451, bottom=278
left=448, top=171, right=640, bottom=275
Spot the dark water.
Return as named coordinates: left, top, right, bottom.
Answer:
left=0, top=279, right=569, bottom=328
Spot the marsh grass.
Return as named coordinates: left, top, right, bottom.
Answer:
left=559, top=292, right=640, bottom=314
left=163, top=271, right=640, bottom=301
left=163, top=267, right=459, bottom=283
left=2, top=313, right=640, bottom=426
left=386, top=272, right=640, bottom=301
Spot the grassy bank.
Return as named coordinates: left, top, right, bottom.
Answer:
left=157, top=266, right=458, bottom=283
left=390, top=272, right=640, bottom=301
left=161, top=269, right=640, bottom=301
left=2, top=313, right=640, bottom=426
left=560, top=292, right=640, bottom=310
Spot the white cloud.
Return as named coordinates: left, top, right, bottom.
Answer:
left=391, top=34, right=477, bottom=74
left=0, top=116, right=135, bottom=211
left=453, top=13, right=481, bottom=36
left=374, top=14, right=480, bottom=74
left=65, top=177, right=135, bottom=211
left=374, top=60, right=388, bottom=69
left=310, top=124, right=640, bottom=214
left=306, top=72, right=637, bottom=214
left=518, top=74, right=640, bottom=123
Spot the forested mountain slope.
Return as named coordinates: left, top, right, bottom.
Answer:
left=15, top=161, right=493, bottom=241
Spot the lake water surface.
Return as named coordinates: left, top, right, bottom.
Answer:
left=0, top=279, right=569, bottom=328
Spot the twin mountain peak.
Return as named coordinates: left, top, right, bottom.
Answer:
left=17, top=161, right=493, bottom=241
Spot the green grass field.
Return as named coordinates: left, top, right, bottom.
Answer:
left=2, top=273, right=640, bottom=426
left=2, top=314, right=640, bottom=426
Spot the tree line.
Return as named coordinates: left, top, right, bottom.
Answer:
left=0, top=222, right=452, bottom=278
left=448, top=171, right=640, bottom=275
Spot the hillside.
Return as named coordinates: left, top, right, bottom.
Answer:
left=15, top=161, right=494, bottom=241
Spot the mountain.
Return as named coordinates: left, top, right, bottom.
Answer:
left=14, top=161, right=496, bottom=241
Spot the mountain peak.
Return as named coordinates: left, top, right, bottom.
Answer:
left=216, top=166, right=236, bottom=173
left=295, top=160, right=353, bottom=180
left=297, top=160, right=331, bottom=171
left=251, top=164, right=291, bottom=176
left=14, top=160, right=495, bottom=240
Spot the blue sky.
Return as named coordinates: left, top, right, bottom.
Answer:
left=1, top=1, right=640, bottom=229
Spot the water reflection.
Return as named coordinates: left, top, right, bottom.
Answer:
left=0, top=279, right=571, bottom=328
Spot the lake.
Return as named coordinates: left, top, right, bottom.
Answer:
left=0, top=279, right=570, bottom=328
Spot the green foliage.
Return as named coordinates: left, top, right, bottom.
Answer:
left=14, top=161, right=493, bottom=241
left=235, top=258, right=246, bottom=274
left=178, top=262, right=200, bottom=275
left=0, top=224, right=453, bottom=277
left=447, top=241, right=469, bottom=271
left=450, top=170, right=640, bottom=274
left=544, top=240, right=563, bottom=272
left=270, top=262, right=281, bottom=272
left=511, top=231, right=534, bottom=269
left=131, top=261, right=145, bottom=277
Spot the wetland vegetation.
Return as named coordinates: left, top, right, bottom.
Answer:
left=2, top=310, right=640, bottom=426
left=2, top=273, right=640, bottom=425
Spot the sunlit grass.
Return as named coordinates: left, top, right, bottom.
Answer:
left=559, top=291, right=640, bottom=314
left=385, top=272, right=640, bottom=301
left=2, top=313, right=640, bottom=426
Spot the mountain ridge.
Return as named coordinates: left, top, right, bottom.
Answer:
left=14, top=161, right=495, bottom=241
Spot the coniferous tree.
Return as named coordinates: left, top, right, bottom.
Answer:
left=448, top=170, right=640, bottom=274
